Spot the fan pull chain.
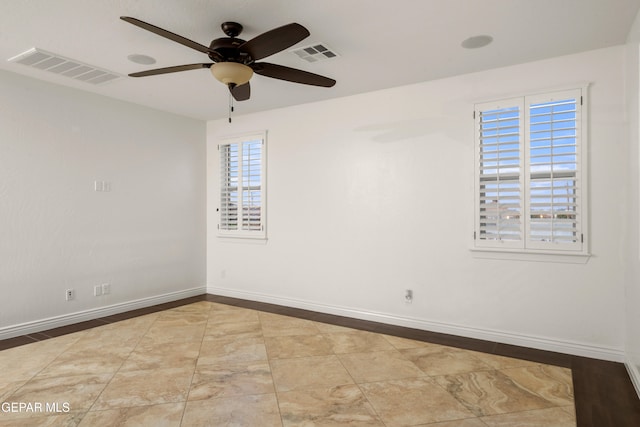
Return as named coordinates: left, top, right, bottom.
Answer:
left=228, top=89, right=234, bottom=123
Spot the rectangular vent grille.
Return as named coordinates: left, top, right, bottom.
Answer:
left=291, top=43, right=339, bottom=63
left=8, top=48, right=121, bottom=85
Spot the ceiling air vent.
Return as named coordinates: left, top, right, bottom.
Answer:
left=291, top=43, right=339, bottom=63
left=8, top=48, right=121, bottom=85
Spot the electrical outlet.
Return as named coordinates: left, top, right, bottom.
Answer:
left=94, top=180, right=112, bottom=192
left=94, top=285, right=102, bottom=297
left=101, top=283, right=110, bottom=295
left=65, top=289, right=75, bottom=301
left=405, top=289, right=413, bottom=304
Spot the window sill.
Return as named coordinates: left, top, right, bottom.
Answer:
left=217, top=234, right=268, bottom=244
left=470, top=247, right=590, bottom=264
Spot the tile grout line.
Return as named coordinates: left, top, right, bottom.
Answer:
left=340, top=333, right=389, bottom=427
left=259, top=311, right=286, bottom=426
left=80, top=312, right=161, bottom=421
left=379, top=333, right=485, bottom=425
left=177, top=304, right=213, bottom=427
left=6, top=329, right=90, bottom=418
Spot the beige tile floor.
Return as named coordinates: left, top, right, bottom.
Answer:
left=0, top=301, right=576, bottom=426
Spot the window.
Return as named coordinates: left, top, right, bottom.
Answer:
left=474, top=88, right=587, bottom=254
left=218, top=131, right=266, bottom=239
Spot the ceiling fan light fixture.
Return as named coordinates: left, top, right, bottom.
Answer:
left=210, top=62, right=253, bottom=86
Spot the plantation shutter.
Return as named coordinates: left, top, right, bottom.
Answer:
left=219, top=132, right=266, bottom=238
left=475, top=98, right=525, bottom=248
left=474, top=88, right=586, bottom=254
left=220, top=143, right=239, bottom=231
left=525, top=89, right=582, bottom=250
left=241, top=139, right=263, bottom=231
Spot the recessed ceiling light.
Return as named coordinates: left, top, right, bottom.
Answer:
left=127, top=54, right=156, bottom=65
left=461, top=35, right=493, bottom=49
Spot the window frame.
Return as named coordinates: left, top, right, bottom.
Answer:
left=217, top=131, right=267, bottom=240
left=473, top=86, right=589, bottom=258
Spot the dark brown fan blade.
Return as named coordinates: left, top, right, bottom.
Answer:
left=129, top=63, right=212, bottom=77
left=252, top=62, right=336, bottom=87
left=121, top=16, right=215, bottom=56
left=229, top=82, right=251, bottom=101
left=239, top=23, right=309, bottom=61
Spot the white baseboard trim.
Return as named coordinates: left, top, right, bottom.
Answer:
left=0, top=286, right=206, bottom=341
left=208, top=286, right=625, bottom=362
left=626, top=359, right=640, bottom=400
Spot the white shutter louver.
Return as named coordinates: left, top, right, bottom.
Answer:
left=526, top=90, right=581, bottom=250
left=242, top=140, right=263, bottom=231
left=220, top=143, right=239, bottom=231
left=476, top=99, right=525, bottom=248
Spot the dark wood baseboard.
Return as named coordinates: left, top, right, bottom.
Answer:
left=1, top=293, right=638, bottom=427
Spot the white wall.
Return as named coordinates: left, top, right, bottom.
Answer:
left=625, top=10, right=640, bottom=396
left=208, top=46, right=628, bottom=361
left=0, top=70, right=207, bottom=336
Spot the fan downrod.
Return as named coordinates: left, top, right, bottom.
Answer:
left=221, top=22, right=243, bottom=38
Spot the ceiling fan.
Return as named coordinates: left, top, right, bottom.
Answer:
left=120, top=16, right=336, bottom=102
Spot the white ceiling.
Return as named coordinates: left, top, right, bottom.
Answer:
left=1, top=0, right=639, bottom=121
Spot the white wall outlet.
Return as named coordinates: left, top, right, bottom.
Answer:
left=94, top=180, right=112, bottom=192
left=65, top=289, right=75, bottom=301
left=94, top=285, right=102, bottom=297
left=101, top=283, right=110, bottom=295
left=405, top=289, right=413, bottom=304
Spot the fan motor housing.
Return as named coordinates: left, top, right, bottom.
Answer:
left=209, top=37, right=249, bottom=63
